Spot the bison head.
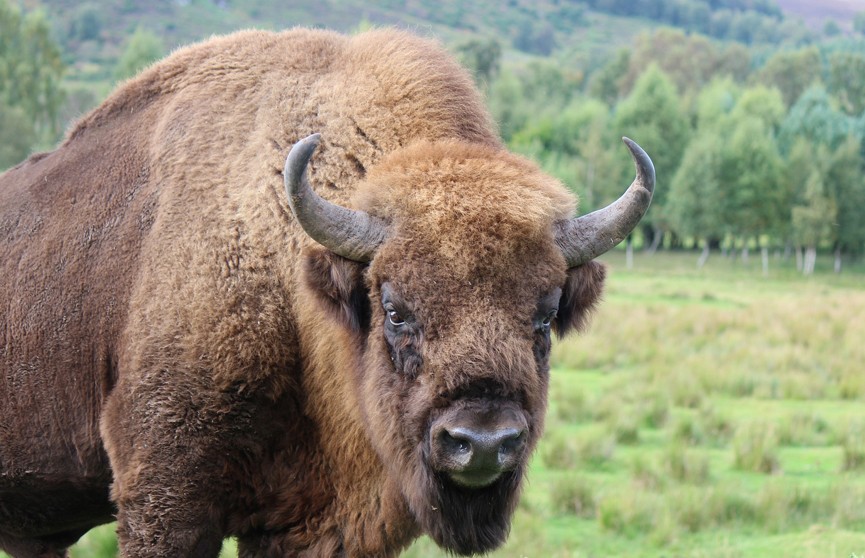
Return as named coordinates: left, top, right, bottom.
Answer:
left=285, top=135, right=653, bottom=554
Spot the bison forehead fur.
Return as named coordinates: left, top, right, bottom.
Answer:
left=0, top=27, right=612, bottom=557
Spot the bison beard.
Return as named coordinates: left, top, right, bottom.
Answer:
left=412, top=445, right=523, bottom=554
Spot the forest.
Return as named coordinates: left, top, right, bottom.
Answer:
left=2, top=0, right=865, bottom=274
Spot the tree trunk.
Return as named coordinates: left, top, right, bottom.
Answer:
left=646, top=227, right=663, bottom=255
left=761, top=245, right=769, bottom=277
left=835, top=245, right=842, bottom=273
left=697, top=242, right=710, bottom=269
left=741, top=244, right=749, bottom=265
left=796, top=246, right=803, bottom=272
left=803, top=246, right=817, bottom=275
left=626, top=236, right=634, bottom=270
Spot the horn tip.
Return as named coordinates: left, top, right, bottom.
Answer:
left=621, top=137, right=656, bottom=193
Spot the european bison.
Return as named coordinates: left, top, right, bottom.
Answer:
left=0, top=28, right=653, bottom=557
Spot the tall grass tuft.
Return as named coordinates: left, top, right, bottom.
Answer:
left=732, top=420, right=780, bottom=474
left=842, top=420, right=865, bottom=472
left=550, top=474, right=597, bottom=518
left=661, top=443, right=711, bottom=484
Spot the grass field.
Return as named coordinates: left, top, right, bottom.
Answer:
left=4, top=250, right=865, bottom=557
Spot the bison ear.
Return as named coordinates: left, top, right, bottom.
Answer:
left=303, top=246, right=371, bottom=333
left=553, top=260, right=606, bottom=339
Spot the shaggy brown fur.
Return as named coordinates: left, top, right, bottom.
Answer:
left=0, top=28, right=607, bottom=556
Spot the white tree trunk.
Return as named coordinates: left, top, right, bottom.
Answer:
left=741, top=244, right=749, bottom=265
left=803, top=246, right=817, bottom=275
left=835, top=246, right=842, bottom=273
left=761, top=246, right=769, bottom=277
left=626, top=237, right=634, bottom=270
left=697, top=243, right=710, bottom=269
left=796, top=246, right=803, bottom=272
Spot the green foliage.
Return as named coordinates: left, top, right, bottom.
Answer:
left=827, top=51, right=865, bottom=115
left=856, top=11, right=865, bottom=35
left=0, top=0, right=65, bottom=147
left=778, top=84, right=859, bottom=153
left=68, top=3, right=104, bottom=42
left=114, top=27, right=164, bottom=81
left=454, top=37, right=501, bottom=89
left=0, top=101, right=36, bottom=170
left=613, top=64, right=689, bottom=226
left=753, top=46, right=821, bottom=108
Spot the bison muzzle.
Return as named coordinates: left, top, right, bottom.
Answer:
left=0, top=28, right=653, bottom=557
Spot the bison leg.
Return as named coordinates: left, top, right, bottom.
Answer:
left=101, top=383, right=232, bottom=557
left=0, top=528, right=87, bottom=558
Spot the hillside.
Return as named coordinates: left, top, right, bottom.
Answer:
left=776, top=0, right=865, bottom=31
left=24, top=0, right=839, bottom=92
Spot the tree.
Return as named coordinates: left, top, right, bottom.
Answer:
left=587, top=48, right=630, bottom=106
left=667, top=131, right=727, bottom=266
left=721, top=118, right=785, bottom=252
left=0, top=1, right=65, bottom=140
left=0, top=101, right=36, bottom=170
left=827, top=52, right=865, bottom=116
left=855, top=11, right=865, bottom=35
left=455, top=38, right=501, bottom=90
left=613, top=64, right=690, bottom=250
left=753, top=47, right=821, bottom=108
left=791, top=162, right=835, bottom=275
left=115, top=28, right=164, bottom=81
left=825, top=136, right=865, bottom=263
left=730, top=85, right=785, bottom=133
left=777, top=84, right=857, bottom=155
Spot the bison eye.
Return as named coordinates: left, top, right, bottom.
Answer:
left=387, top=308, right=406, bottom=326
left=541, top=311, right=556, bottom=328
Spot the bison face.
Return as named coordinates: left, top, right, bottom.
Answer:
left=288, top=136, right=652, bottom=554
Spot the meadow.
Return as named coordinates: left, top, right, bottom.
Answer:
left=5, top=250, right=865, bottom=557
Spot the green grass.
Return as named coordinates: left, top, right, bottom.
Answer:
left=4, top=250, right=865, bottom=557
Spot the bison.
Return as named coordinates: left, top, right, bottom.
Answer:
left=0, top=28, right=653, bottom=557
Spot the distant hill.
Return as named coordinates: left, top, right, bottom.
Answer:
left=776, top=0, right=865, bottom=31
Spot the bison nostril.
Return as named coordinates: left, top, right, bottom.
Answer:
left=442, top=426, right=525, bottom=469
left=440, top=430, right=472, bottom=454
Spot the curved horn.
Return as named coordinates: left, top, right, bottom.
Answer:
left=554, top=137, right=655, bottom=268
left=284, top=133, right=388, bottom=262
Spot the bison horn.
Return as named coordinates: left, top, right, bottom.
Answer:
left=284, top=133, right=388, bottom=262
left=554, top=137, right=655, bottom=268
